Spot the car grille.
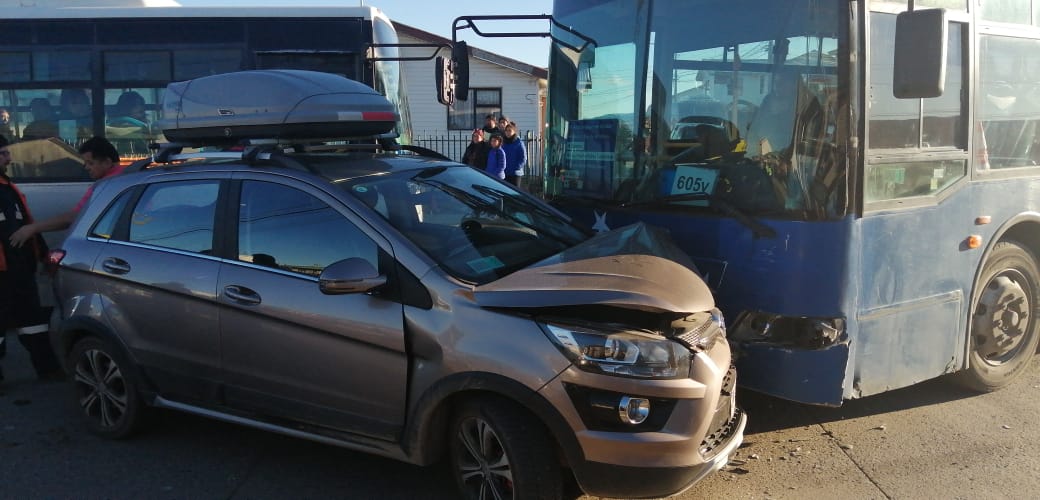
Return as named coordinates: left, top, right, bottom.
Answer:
left=671, top=311, right=716, bottom=349
left=699, top=364, right=739, bottom=460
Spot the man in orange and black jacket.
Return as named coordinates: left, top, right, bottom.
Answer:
left=0, top=134, right=62, bottom=384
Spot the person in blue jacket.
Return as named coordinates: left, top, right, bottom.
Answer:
left=485, top=134, right=506, bottom=180
left=501, top=122, right=526, bottom=187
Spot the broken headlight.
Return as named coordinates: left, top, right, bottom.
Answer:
left=729, top=311, right=845, bottom=349
left=540, top=322, right=691, bottom=379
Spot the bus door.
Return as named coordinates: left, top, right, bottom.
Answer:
left=855, top=13, right=972, bottom=396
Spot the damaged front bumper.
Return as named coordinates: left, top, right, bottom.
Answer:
left=570, top=408, right=746, bottom=499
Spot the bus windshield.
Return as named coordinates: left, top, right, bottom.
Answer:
left=547, top=0, right=848, bottom=220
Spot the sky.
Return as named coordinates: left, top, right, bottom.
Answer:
left=172, top=0, right=556, bottom=68
left=367, top=0, right=554, bottom=67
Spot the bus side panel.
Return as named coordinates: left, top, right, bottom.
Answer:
left=854, top=193, right=974, bottom=397
left=853, top=291, right=964, bottom=396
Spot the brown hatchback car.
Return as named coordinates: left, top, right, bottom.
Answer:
left=49, top=70, right=745, bottom=499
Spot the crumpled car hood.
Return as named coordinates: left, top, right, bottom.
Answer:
left=473, top=223, right=714, bottom=313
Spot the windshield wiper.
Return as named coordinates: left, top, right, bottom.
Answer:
left=622, top=193, right=777, bottom=239
left=549, top=193, right=624, bottom=209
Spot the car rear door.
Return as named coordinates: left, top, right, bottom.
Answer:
left=88, top=176, right=225, bottom=400
left=216, top=175, right=407, bottom=439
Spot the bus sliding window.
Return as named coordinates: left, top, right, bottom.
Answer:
left=865, top=159, right=965, bottom=202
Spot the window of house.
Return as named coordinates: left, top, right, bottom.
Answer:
left=448, top=88, right=502, bottom=130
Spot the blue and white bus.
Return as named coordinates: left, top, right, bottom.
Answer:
left=530, top=0, right=1040, bottom=405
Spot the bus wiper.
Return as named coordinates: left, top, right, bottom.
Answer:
left=622, top=193, right=777, bottom=239
left=550, top=194, right=624, bottom=208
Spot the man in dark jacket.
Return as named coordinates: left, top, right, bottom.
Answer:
left=481, top=114, right=500, bottom=141
left=462, top=129, right=489, bottom=168
left=0, top=135, right=62, bottom=383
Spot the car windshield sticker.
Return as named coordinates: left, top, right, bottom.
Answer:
left=466, top=256, right=505, bottom=274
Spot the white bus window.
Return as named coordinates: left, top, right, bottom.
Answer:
left=174, top=49, right=242, bottom=81
left=104, top=51, right=171, bottom=82
left=33, top=51, right=90, bottom=81
left=105, top=88, right=162, bottom=158
left=0, top=52, right=30, bottom=82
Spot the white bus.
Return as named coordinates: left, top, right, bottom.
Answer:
left=2, top=0, right=411, bottom=228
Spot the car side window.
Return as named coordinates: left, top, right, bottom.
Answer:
left=89, top=188, right=134, bottom=239
left=238, top=181, right=378, bottom=276
left=127, top=180, right=219, bottom=253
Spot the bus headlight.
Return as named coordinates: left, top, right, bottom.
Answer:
left=540, top=322, right=691, bottom=379
left=730, top=311, right=845, bottom=349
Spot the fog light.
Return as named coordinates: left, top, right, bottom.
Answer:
left=618, top=396, right=650, bottom=425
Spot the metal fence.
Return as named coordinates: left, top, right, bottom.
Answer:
left=412, top=130, right=545, bottom=193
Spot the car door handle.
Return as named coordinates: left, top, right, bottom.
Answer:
left=101, top=258, right=131, bottom=274
left=224, top=285, right=262, bottom=305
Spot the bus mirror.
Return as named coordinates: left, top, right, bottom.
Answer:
left=453, top=41, right=470, bottom=101
left=893, top=9, right=947, bottom=99
left=436, top=55, right=455, bottom=106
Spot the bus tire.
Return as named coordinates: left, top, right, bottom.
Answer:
left=956, top=240, right=1040, bottom=392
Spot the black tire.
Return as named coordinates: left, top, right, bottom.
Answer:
left=449, top=398, right=562, bottom=500
left=68, top=336, right=144, bottom=439
left=956, top=240, right=1040, bottom=391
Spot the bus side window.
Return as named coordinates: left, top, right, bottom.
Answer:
left=978, top=35, right=1040, bottom=169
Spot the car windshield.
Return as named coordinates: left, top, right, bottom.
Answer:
left=341, top=165, right=591, bottom=284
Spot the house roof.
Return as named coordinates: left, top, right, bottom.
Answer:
left=395, top=22, right=548, bottom=80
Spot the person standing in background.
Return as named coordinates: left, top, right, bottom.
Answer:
left=501, top=122, right=526, bottom=188
left=0, top=135, right=63, bottom=383
left=481, top=114, right=500, bottom=141
left=462, top=129, right=489, bottom=169
left=0, top=108, right=13, bottom=140
left=485, top=134, right=506, bottom=180
left=9, top=136, right=123, bottom=248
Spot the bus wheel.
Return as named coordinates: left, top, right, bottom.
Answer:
left=957, top=240, right=1040, bottom=391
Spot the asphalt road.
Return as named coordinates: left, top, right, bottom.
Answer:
left=2, top=342, right=1038, bottom=500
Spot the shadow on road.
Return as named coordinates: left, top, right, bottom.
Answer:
left=736, top=373, right=984, bottom=435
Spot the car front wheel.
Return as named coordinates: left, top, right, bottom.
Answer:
left=449, top=398, right=562, bottom=500
left=69, top=336, right=144, bottom=439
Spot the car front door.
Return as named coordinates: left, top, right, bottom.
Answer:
left=217, top=177, right=407, bottom=439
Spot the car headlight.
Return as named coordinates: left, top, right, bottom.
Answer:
left=540, top=322, right=691, bottom=379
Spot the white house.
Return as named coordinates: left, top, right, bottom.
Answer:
left=395, top=23, right=547, bottom=169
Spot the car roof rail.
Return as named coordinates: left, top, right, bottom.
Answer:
left=123, top=141, right=313, bottom=173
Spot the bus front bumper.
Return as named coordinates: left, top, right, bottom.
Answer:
left=734, top=340, right=851, bottom=406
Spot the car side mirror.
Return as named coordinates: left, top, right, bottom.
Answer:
left=319, top=257, right=387, bottom=295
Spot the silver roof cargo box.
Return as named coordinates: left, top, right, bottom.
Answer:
left=158, top=70, right=399, bottom=144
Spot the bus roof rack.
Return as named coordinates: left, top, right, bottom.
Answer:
left=157, top=69, right=400, bottom=146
